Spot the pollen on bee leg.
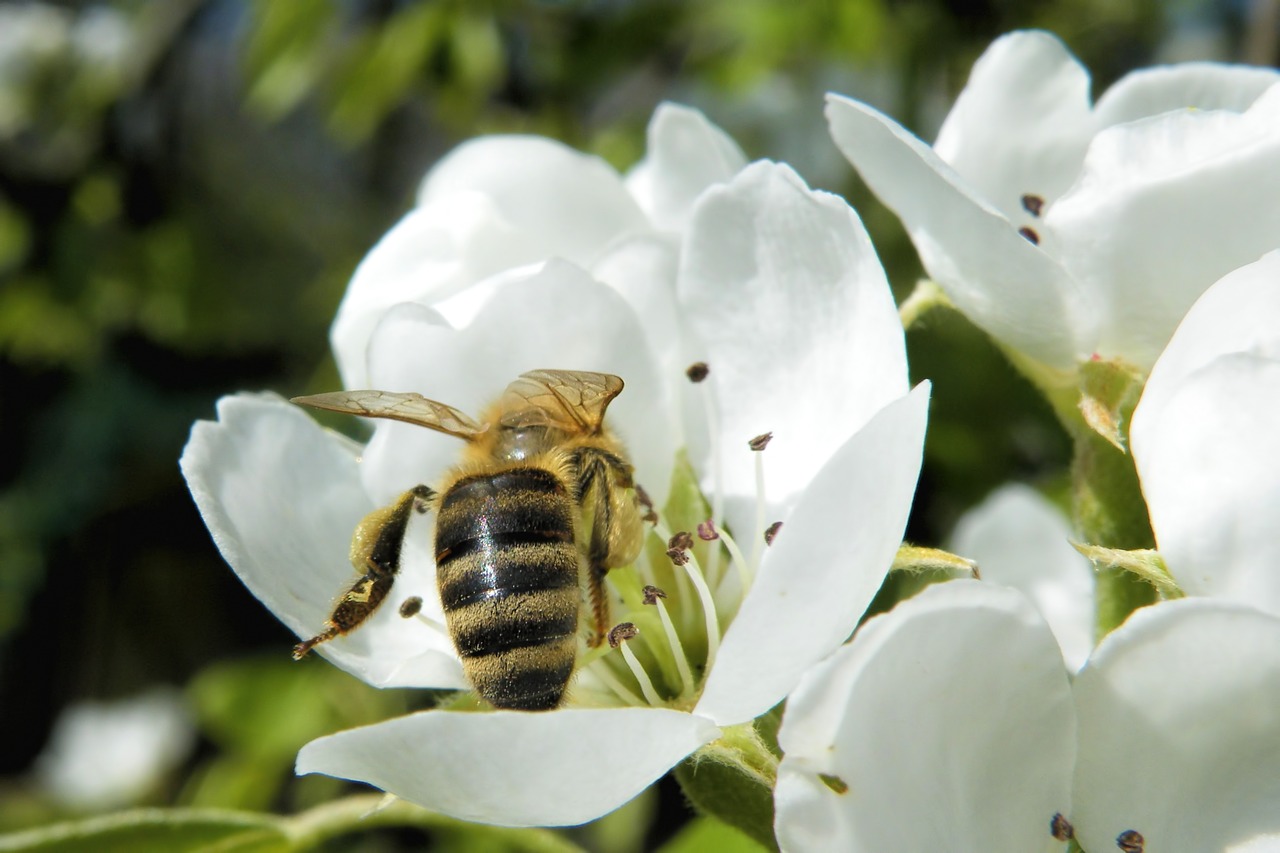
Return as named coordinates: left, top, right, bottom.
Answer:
left=609, top=622, right=663, bottom=705
left=643, top=585, right=696, bottom=694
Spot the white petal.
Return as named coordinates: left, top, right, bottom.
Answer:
left=296, top=707, right=719, bottom=826
left=1129, top=355, right=1280, bottom=612
left=695, top=383, right=929, bottom=726
left=1072, top=599, right=1280, bottom=852
left=775, top=580, right=1075, bottom=853
left=678, top=160, right=908, bottom=535
left=417, top=135, right=648, bottom=266
left=625, top=102, right=748, bottom=233
left=331, top=197, right=538, bottom=390
left=1095, top=63, right=1280, bottom=128
left=826, top=93, right=1083, bottom=370
left=949, top=484, right=1096, bottom=671
left=1131, top=249, right=1280, bottom=431
left=1049, top=84, right=1280, bottom=368
left=933, top=30, right=1094, bottom=216
left=359, top=260, right=676, bottom=509
left=179, top=394, right=465, bottom=689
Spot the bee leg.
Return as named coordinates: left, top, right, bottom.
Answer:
left=293, top=484, right=434, bottom=659
left=571, top=449, right=645, bottom=647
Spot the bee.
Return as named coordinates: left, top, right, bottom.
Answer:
left=291, top=369, right=645, bottom=711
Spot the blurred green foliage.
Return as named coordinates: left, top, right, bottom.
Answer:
left=0, top=0, right=1262, bottom=848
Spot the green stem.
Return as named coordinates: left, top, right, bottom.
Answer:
left=282, top=794, right=585, bottom=852
left=1072, top=424, right=1157, bottom=638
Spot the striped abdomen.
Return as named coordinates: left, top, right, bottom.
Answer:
left=435, top=467, right=581, bottom=710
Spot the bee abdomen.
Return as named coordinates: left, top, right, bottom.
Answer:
left=436, top=468, right=582, bottom=711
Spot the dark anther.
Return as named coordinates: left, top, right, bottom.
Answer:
left=668, top=531, right=694, bottom=552
left=764, top=521, right=783, bottom=545
left=748, top=432, right=774, bottom=451
left=642, top=585, right=667, bottom=605
left=1018, top=226, right=1040, bottom=245
left=666, top=548, right=689, bottom=566
left=1049, top=813, right=1074, bottom=841
left=686, top=362, right=710, bottom=383
left=1116, top=830, right=1144, bottom=853
left=635, top=484, right=659, bottom=525
left=697, top=520, right=720, bottom=541
left=608, top=622, right=639, bottom=648
left=1021, top=193, right=1045, bottom=217
left=399, top=597, right=424, bottom=619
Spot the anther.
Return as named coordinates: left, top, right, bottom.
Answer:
left=1050, top=813, right=1074, bottom=841
left=1018, top=226, right=1040, bottom=245
left=668, top=531, right=694, bottom=552
left=608, top=622, right=639, bottom=648
left=1116, top=830, right=1144, bottom=853
left=697, top=519, right=719, bottom=541
left=635, top=484, right=659, bottom=525
left=667, top=548, right=689, bottom=566
left=642, top=585, right=667, bottom=605
left=686, top=362, right=710, bottom=383
left=764, top=521, right=783, bottom=546
left=399, top=597, right=424, bottom=618
left=748, top=432, right=773, bottom=451
left=1020, top=193, right=1045, bottom=217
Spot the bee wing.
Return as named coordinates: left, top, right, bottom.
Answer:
left=291, top=390, right=486, bottom=440
left=500, top=370, right=624, bottom=435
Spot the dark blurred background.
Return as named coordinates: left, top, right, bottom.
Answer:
left=0, top=0, right=1273, bottom=847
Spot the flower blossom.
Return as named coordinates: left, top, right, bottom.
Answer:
left=777, top=253, right=1280, bottom=849
left=826, top=30, right=1280, bottom=382
left=181, top=104, right=929, bottom=827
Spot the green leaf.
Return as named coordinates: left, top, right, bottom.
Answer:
left=0, top=809, right=289, bottom=853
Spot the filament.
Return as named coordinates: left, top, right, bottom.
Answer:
left=618, top=641, right=663, bottom=706
left=653, top=596, right=695, bottom=695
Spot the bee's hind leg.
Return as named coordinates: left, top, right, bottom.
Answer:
left=293, top=484, right=435, bottom=659
left=571, top=449, right=645, bottom=648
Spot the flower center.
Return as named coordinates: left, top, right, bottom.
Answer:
left=571, top=363, right=774, bottom=711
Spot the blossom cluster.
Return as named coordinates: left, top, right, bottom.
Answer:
left=182, top=30, right=1280, bottom=852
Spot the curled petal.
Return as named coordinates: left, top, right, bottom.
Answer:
left=297, top=707, right=720, bottom=827
left=417, top=135, right=647, bottom=267
left=179, top=394, right=464, bottom=689
left=1094, top=63, right=1280, bottom=128
left=949, top=484, right=1095, bottom=671
left=360, top=260, right=676, bottom=509
left=695, top=383, right=929, bottom=726
left=679, top=160, right=909, bottom=535
left=1050, top=84, right=1280, bottom=368
left=933, top=30, right=1094, bottom=216
left=826, top=93, right=1083, bottom=370
left=1072, top=599, right=1280, bottom=852
left=626, top=102, right=748, bottom=233
left=775, top=580, right=1075, bottom=852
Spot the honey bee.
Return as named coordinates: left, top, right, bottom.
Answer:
left=291, top=369, right=645, bottom=711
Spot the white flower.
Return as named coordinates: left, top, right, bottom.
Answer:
left=181, top=105, right=929, bottom=827
left=1130, top=249, right=1280, bottom=615
left=778, top=251, right=1280, bottom=849
left=826, top=30, right=1280, bottom=379
left=34, top=688, right=195, bottom=811
left=775, top=582, right=1280, bottom=852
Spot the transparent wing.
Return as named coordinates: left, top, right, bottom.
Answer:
left=291, top=390, right=486, bottom=440
left=499, top=370, right=624, bottom=435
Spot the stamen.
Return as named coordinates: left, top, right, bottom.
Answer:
left=399, top=597, right=423, bottom=618
left=411, top=609, right=449, bottom=635
left=764, top=521, right=783, bottom=546
left=644, top=585, right=695, bottom=694
left=653, top=518, right=721, bottom=673
left=1018, top=226, right=1040, bottom=245
left=697, top=520, right=718, bottom=541
left=1020, top=193, right=1045, bottom=217
left=716, top=526, right=754, bottom=589
left=610, top=623, right=663, bottom=706
left=685, top=362, right=710, bottom=383
left=749, top=435, right=769, bottom=572
left=587, top=660, right=647, bottom=707
left=695, top=374, right=726, bottom=584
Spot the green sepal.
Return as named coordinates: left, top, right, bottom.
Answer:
left=891, top=544, right=978, bottom=577
left=0, top=808, right=289, bottom=853
left=1076, top=357, right=1145, bottom=452
left=673, top=723, right=779, bottom=852
left=656, top=817, right=769, bottom=853
left=1072, top=543, right=1182, bottom=599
